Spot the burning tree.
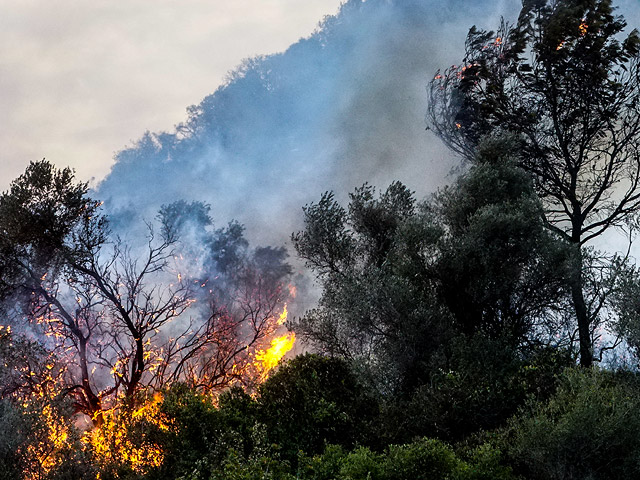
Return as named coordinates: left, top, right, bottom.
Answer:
left=0, top=160, right=295, bottom=440
left=428, top=0, right=640, bottom=366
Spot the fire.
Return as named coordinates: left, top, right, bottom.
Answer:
left=558, top=21, right=588, bottom=50
left=277, top=304, right=288, bottom=325
left=22, top=402, right=71, bottom=480
left=83, top=392, right=172, bottom=475
left=255, top=332, right=296, bottom=381
left=579, top=21, right=588, bottom=36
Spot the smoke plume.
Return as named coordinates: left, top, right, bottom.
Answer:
left=95, top=0, right=524, bottom=244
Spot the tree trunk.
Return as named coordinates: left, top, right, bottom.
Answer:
left=570, top=245, right=592, bottom=367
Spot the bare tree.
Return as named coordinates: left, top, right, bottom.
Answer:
left=0, top=162, right=293, bottom=425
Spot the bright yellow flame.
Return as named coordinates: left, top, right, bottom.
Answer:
left=277, top=304, right=288, bottom=325
left=22, top=402, right=71, bottom=480
left=83, top=393, right=172, bottom=474
left=255, top=332, right=296, bottom=381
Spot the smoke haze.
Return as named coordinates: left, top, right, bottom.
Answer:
left=95, top=0, right=640, bottom=249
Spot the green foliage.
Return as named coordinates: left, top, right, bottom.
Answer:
left=0, top=399, right=30, bottom=480
left=502, top=367, right=640, bottom=479
left=382, top=338, right=572, bottom=443
left=145, top=385, right=261, bottom=480
left=293, top=142, right=569, bottom=398
left=297, top=439, right=514, bottom=480
left=611, top=260, right=640, bottom=364
left=383, top=439, right=460, bottom=480
left=434, top=138, right=570, bottom=343
left=258, top=354, right=379, bottom=463
left=0, top=160, right=105, bottom=300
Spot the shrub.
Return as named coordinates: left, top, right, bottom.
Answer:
left=258, top=354, right=379, bottom=462
left=503, top=367, right=640, bottom=479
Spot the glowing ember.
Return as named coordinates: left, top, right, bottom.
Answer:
left=579, top=21, right=588, bottom=36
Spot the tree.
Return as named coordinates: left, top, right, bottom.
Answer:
left=292, top=181, right=452, bottom=393
left=0, top=161, right=293, bottom=426
left=433, top=137, right=569, bottom=344
left=428, top=0, right=640, bottom=366
left=292, top=140, right=568, bottom=395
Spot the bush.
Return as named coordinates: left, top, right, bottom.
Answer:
left=148, top=385, right=261, bottom=480
left=503, top=367, right=640, bottom=479
left=381, top=338, right=571, bottom=443
left=258, top=354, right=379, bottom=462
left=295, top=439, right=514, bottom=480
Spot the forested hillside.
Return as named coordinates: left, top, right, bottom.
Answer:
left=4, top=1, right=640, bottom=479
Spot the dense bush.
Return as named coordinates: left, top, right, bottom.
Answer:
left=258, top=353, right=380, bottom=463
left=502, top=367, right=640, bottom=479
left=196, top=438, right=515, bottom=480
left=381, top=337, right=572, bottom=443
left=144, top=385, right=262, bottom=480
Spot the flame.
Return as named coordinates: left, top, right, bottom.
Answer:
left=254, top=332, right=296, bottom=381
left=277, top=304, right=288, bottom=325
left=22, top=402, right=71, bottom=480
left=83, top=393, right=172, bottom=474
left=558, top=21, right=587, bottom=50
left=579, top=21, right=588, bottom=36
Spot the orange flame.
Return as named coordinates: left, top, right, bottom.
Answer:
left=579, top=21, right=588, bottom=36
left=277, top=304, right=288, bottom=325
left=23, top=403, right=70, bottom=480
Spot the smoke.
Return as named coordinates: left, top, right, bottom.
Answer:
left=95, top=0, right=640, bottom=253
left=95, top=0, right=526, bottom=247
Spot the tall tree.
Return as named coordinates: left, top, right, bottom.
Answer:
left=292, top=139, right=567, bottom=393
left=428, top=0, right=640, bottom=366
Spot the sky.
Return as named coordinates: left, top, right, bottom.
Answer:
left=3, top=0, right=640, bottom=252
left=0, top=0, right=344, bottom=191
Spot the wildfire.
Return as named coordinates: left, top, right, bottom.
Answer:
left=253, top=303, right=296, bottom=381
left=558, top=21, right=588, bottom=50
left=22, top=402, right=71, bottom=480
left=83, top=392, right=172, bottom=475
left=579, top=21, right=588, bottom=36
left=255, top=332, right=296, bottom=381
left=277, top=304, right=288, bottom=325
